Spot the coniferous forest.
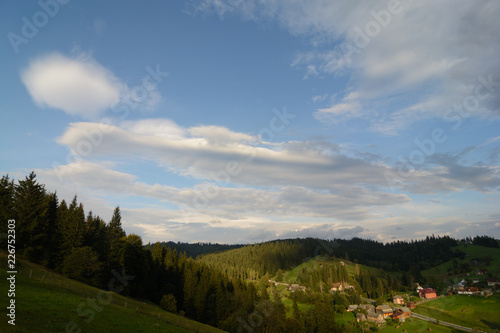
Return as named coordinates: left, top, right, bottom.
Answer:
left=1, top=172, right=498, bottom=332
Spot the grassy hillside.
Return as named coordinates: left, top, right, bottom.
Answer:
left=379, top=317, right=456, bottom=333
left=422, top=244, right=500, bottom=282
left=412, top=293, right=500, bottom=331
left=282, top=255, right=399, bottom=287
left=0, top=251, right=226, bottom=333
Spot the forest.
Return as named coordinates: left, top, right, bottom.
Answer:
left=1, top=172, right=497, bottom=332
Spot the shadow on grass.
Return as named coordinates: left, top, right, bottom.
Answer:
left=480, top=319, right=500, bottom=330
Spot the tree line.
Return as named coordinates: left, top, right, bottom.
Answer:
left=0, top=173, right=265, bottom=331
left=0, top=172, right=348, bottom=332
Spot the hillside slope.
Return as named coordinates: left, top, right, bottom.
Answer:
left=0, top=251, right=226, bottom=333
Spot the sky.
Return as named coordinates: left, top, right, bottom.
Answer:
left=1, top=0, right=499, bottom=244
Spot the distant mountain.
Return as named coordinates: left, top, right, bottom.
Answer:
left=196, top=236, right=490, bottom=283
left=147, top=241, right=245, bottom=258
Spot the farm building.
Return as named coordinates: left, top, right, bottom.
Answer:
left=376, top=304, right=393, bottom=317
left=393, top=295, right=404, bottom=305
left=419, top=288, right=437, bottom=299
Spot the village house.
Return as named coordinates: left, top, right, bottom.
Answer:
left=367, top=311, right=384, bottom=323
left=393, top=295, right=404, bottom=305
left=347, top=304, right=358, bottom=312
left=481, top=289, right=493, bottom=297
left=389, top=307, right=412, bottom=323
left=286, top=284, right=306, bottom=292
left=330, top=283, right=343, bottom=292
left=406, top=301, right=416, bottom=309
left=393, top=307, right=412, bottom=318
left=419, top=288, right=437, bottom=299
left=356, top=313, right=366, bottom=322
left=376, top=304, right=393, bottom=318
left=487, top=278, right=498, bottom=287
left=472, top=278, right=480, bottom=284
left=330, top=282, right=354, bottom=293
left=358, top=304, right=375, bottom=313
left=457, top=287, right=480, bottom=295
left=476, top=268, right=488, bottom=275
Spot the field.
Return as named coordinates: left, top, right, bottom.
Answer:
left=412, top=293, right=500, bottom=331
left=379, top=317, right=457, bottom=333
left=334, top=311, right=458, bottom=332
left=0, top=252, right=226, bottom=333
left=282, top=255, right=395, bottom=285
left=422, top=244, right=500, bottom=282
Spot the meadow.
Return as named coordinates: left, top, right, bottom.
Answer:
left=0, top=251, right=226, bottom=333
left=412, top=293, right=500, bottom=331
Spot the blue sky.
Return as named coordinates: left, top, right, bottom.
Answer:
left=1, top=0, right=499, bottom=244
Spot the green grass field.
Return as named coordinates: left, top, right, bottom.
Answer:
left=282, top=256, right=321, bottom=282
left=282, top=255, right=394, bottom=285
left=379, top=317, right=457, bottom=333
left=333, top=312, right=458, bottom=332
left=0, top=252, right=226, bottom=333
left=422, top=244, right=500, bottom=282
left=412, top=293, right=500, bottom=331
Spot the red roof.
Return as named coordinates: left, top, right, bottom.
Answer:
left=421, top=288, right=436, bottom=294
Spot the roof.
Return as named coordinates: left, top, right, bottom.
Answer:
left=376, top=304, right=392, bottom=311
left=421, top=288, right=437, bottom=294
left=393, top=295, right=403, bottom=299
left=396, top=307, right=411, bottom=313
left=367, top=311, right=381, bottom=319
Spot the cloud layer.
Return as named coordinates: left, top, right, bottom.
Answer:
left=27, top=117, right=499, bottom=243
left=193, top=0, right=500, bottom=134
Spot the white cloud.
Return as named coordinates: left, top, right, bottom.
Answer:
left=122, top=118, right=187, bottom=140
left=188, top=125, right=256, bottom=145
left=21, top=52, right=162, bottom=118
left=195, top=0, right=500, bottom=132
left=21, top=53, right=123, bottom=118
left=56, top=120, right=500, bottom=195
left=314, top=101, right=361, bottom=124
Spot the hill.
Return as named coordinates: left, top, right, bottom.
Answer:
left=197, top=236, right=467, bottom=283
left=421, top=243, right=500, bottom=285
left=0, top=251, right=226, bottom=333
left=148, top=241, right=245, bottom=258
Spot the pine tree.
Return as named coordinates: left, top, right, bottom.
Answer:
left=120, top=234, right=145, bottom=296
left=107, top=206, right=126, bottom=272
left=13, top=172, right=49, bottom=263
left=44, top=192, right=59, bottom=268
left=58, top=196, right=85, bottom=260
